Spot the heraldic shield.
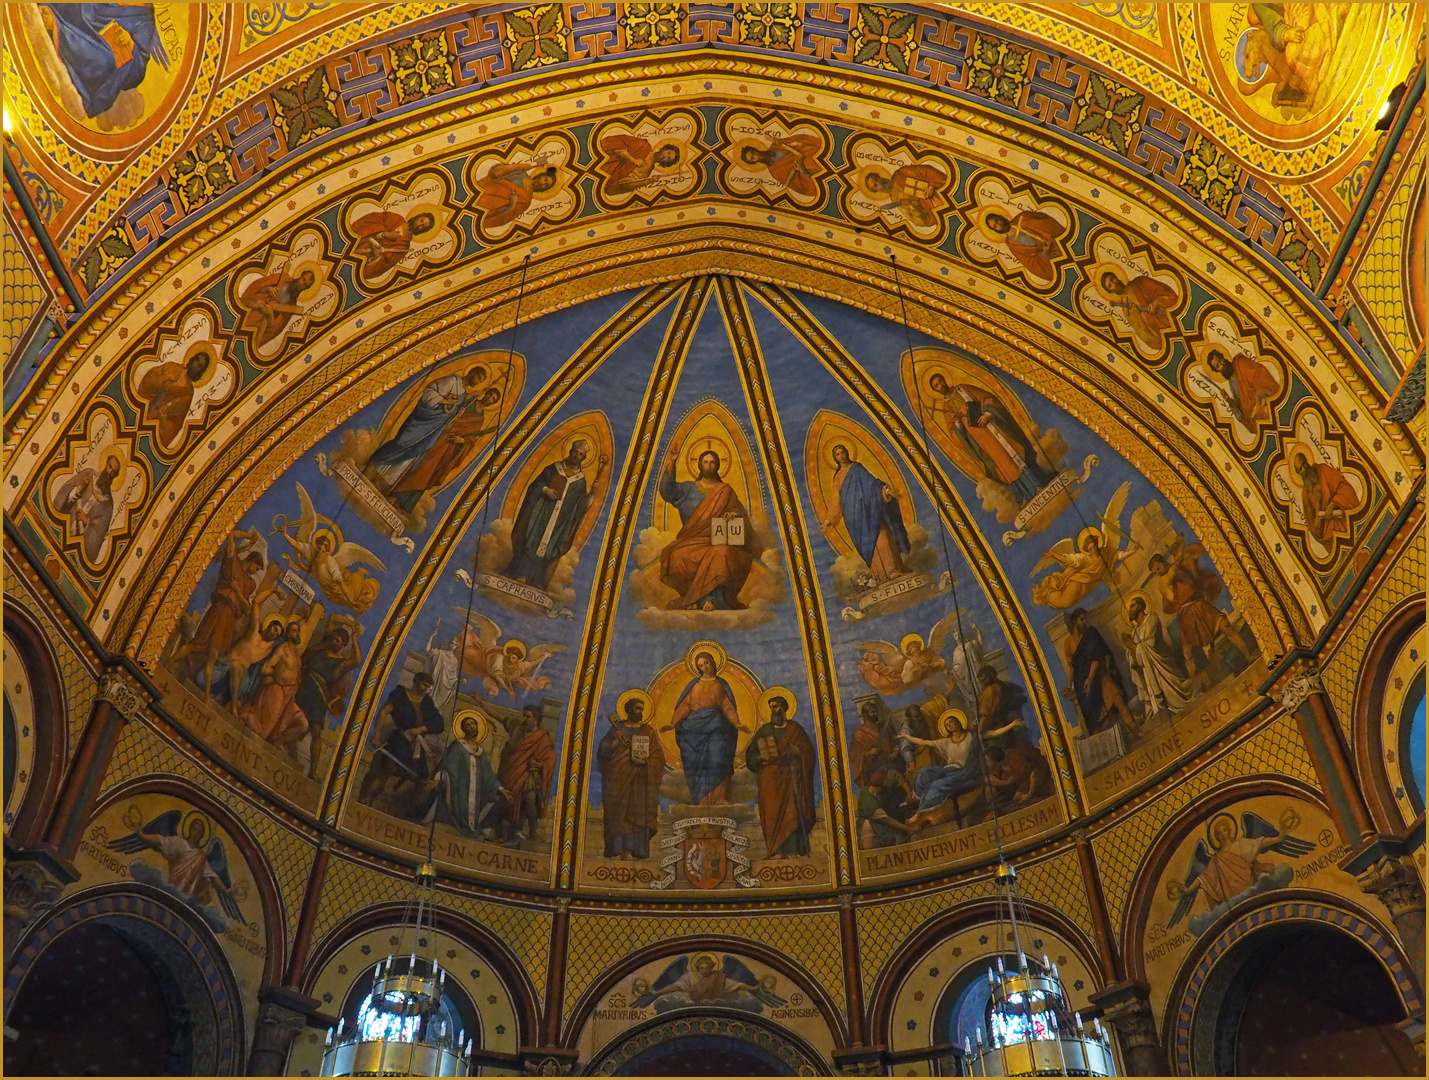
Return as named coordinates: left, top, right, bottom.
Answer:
left=682, top=828, right=728, bottom=889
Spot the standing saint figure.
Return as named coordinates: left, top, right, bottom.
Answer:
left=1122, top=594, right=1193, bottom=723
left=171, top=528, right=267, bottom=699
left=349, top=209, right=437, bottom=284
left=978, top=207, right=1063, bottom=280
left=1205, top=348, right=1279, bottom=427
left=820, top=444, right=909, bottom=584
left=1061, top=608, right=1135, bottom=735
left=294, top=623, right=360, bottom=758
left=387, top=386, right=503, bottom=510
left=744, top=692, right=817, bottom=859
left=427, top=711, right=502, bottom=837
left=739, top=133, right=823, bottom=198
left=1146, top=537, right=1253, bottom=686
left=928, top=373, right=1056, bottom=504
left=864, top=163, right=947, bottom=228
left=239, top=267, right=316, bottom=348
left=503, top=439, right=606, bottom=589
left=242, top=618, right=310, bottom=753
left=136, top=346, right=214, bottom=449
left=597, top=692, right=666, bottom=860
left=53, top=453, right=123, bottom=563
left=1291, top=450, right=1358, bottom=544
left=495, top=705, right=556, bottom=843
left=475, top=160, right=558, bottom=229
left=657, top=448, right=758, bottom=611
left=366, top=366, right=498, bottom=513
left=1097, top=269, right=1179, bottom=351
left=663, top=650, right=749, bottom=805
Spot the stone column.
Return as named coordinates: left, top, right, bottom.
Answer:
left=43, top=671, right=147, bottom=860
left=247, top=992, right=311, bottom=1076
left=1275, top=667, right=1377, bottom=845
left=1088, top=981, right=1166, bottom=1077
left=1352, top=848, right=1426, bottom=990
left=838, top=894, right=869, bottom=1046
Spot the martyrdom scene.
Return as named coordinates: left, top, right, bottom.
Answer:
left=585, top=640, right=826, bottom=891
left=338, top=294, right=679, bottom=879
left=740, top=292, right=1062, bottom=875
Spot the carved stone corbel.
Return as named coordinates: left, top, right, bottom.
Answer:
left=2, top=854, right=69, bottom=961
left=97, top=668, right=149, bottom=721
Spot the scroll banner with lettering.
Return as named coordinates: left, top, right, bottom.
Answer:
left=315, top=452, right=416, bottom=553
left=454, top=569, right=575, bottom=620
left=841, top=569, right=953, bottom=622
left=1002, top=457, right=1100, bottom=545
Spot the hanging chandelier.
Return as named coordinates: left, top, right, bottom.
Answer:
left=962, top=863, right=1117, bottom=1078
left=883, top=254, right=1117, bottom=1079
left=321, top=860, right=471, bottom=1078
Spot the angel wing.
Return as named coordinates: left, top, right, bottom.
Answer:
left=294, top=482, right=319, bottom=545
left=721, top=955, right=783, bottom=1005
left=1032, top=538, right=1077, bottom=576
left=927, top=611, right=961, bottom=659
left=1099, top=481, right=1133, bottom=553
left=452, top=609, right=502, bottom=650
left=206, top=839, right=248, bottom=925
left=332, top=538, right=387, bottom=574
left=855, top=640, right=903, bottom=667
left=107, top=810, right=182, bottom=854
left=646, top=957, right=691, bottom=994
left=1167, top=840, right=1210, bottom=928
left=1241, top=812, right=1315, bottom=857
left=520, top=643, right=566, bottom=676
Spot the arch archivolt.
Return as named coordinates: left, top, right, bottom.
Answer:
left=288, top=915, right=527, bottom=1077
left=6, top=61, right=1412, bottom=658
left=1164, top=894, right=1421, bottom=1076
left=563, top=933, right=845, bottom=1063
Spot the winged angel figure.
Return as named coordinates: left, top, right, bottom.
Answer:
left=856, top=612, right=961, bottom=697
left=277, top=482, right=385, bottom=614
left=109, top=810, right=247, bottom=930
left=631, top=953, right=787, bottom=1014
left=452, top=611, right=566, bottom=699
left=1030, top=481, right=1136, bottom=609
left=1166, top=809, right=1315, bottom=934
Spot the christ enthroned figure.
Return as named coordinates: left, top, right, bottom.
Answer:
left=657, top=448, right=758, bottom=611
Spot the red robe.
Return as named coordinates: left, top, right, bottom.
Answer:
left=351, top=211, right=413, bottom=282
left=598, top=134, right=654, bottom=194
left=1302, top=462, right=1358, bottom=541
left=747, top=719, right=817, bottom=856
left=137, top=361, right=194, bottom=448
left=1226, top=354, right=1280, bottom=425
left=1121, top=276, right=1178, bottom=348
left=659, top=481, right=756, bottom=609
left=392, top=400, right=497, bottom=496
left=764, top=134, right=822, bottom=198
left=498, top=724, right=557, bottom=812
left=1004, top=210, right=1062, bottom=279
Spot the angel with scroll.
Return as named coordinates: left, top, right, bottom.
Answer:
left=276, top=482, right=385, bottom=614
left=631, top=953, right=786, bottom=1014
left=1165, top=808, right=1315, bottom=932
left=1030, top=481, right=1138, bottom=610
left=108, top=810, right=247, bottom=929
left=453, top=611, right=566, bottom=699
left=855, top=612, right=959, bottom=698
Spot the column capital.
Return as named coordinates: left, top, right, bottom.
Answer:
left=519, top=1046, right=579, bottom=1075
left=1271, top=665, right=1324, bottom=712
left=1355, top=853, right=1425, bottom=919
left=97, top=667, right=150, bottom=721
left=832, top=1045, right=886, bottom=1075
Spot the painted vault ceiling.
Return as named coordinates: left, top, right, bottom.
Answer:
left=3, top=4, right=1424, bottom=902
